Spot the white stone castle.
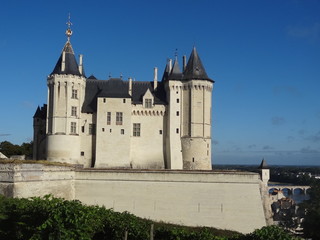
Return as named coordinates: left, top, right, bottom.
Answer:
left=33, top=21, right=214, bottom=170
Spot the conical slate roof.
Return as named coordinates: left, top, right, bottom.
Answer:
left=161, top=60, right=171, bottom=82
left=168, top=58, right=182, bottom=80
left=258, top=159, right=269, bottom=169
left=50, top=41, right=84, bottom=77
left=182, top=47, right=213, bottom=82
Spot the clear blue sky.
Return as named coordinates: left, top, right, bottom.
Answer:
left=0, top=0, right=319, bottom=166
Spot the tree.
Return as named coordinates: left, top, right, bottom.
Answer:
left=0, top=141, right=22, bottom=157
left=300, top=180, right=320, bottom=239
left=0, top=141, right=33, bottom=159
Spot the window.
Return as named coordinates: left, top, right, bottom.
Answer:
left=145, top=99, right=152, bottom=108
left=177, top=99, right=179, bottom=103
left=102, top=128, right=105, bottom=132
left=176, top=128, right=179, bottom=134
left=89, top=124, right=95, bottom=135
left=81, top=126, right=85, bottom=133
left=71, top=122, right=77, bottom=134
left=103, top=98, right=106, bottom=103
left=81, top=151, right=84, bottom=156
left=71, top=106, right=77, bottom=116
left=121, top=129, right=124, bottom=135
left=107, top=112, right=111, bottom=125
left=159, top=130, right=162, bottom=135
left=116, top=112, right=123, bottom=125
left=72, top=89, right=78, bottom=99
left=133, top=123, right=141, bottom=137
left=123, top=99, right=126, bottom=103
left=176, top=111, right=179, bottom=116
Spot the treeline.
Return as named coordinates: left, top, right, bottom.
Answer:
left=214, top=165, right=320, bottom=186
left=0, top=141, right=33, bottom=159
left=0, top=195, right=300, bottom=240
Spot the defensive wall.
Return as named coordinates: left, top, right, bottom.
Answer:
left=0, top=162, right=269, bottom=234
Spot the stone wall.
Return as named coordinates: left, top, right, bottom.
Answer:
left=0, top=163, right=75, bottom=200
left=0, top=163, right=268, bottom=234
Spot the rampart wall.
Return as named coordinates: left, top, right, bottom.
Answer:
left=0, top=163, right=268, bottom=233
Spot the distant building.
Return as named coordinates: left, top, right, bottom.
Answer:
left=33, top=21, right=214, bottom=170
left=0, top=152, right=8, bottom=159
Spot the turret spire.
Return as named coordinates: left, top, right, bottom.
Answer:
left=66, top=13, right=73, bottom=42
left=50, top=15, right=85, bottom=77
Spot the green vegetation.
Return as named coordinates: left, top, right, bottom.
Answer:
left=300, top=180, right=320, bottom=239
left=0, top=141, right=33, bottom=159
left=0, top=195, right=300, bottom=240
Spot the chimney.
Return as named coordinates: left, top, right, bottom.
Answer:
left=61, top=51, right=66, bottom=72
left=153, top=67, right=158, bottom=90
left=183, top=55, right=186, bottom=71
left=79, top=54, right=83, bottom=75
left=168, top=59, right=172, bottom=73
left=128, top=77, right=132, bottom=96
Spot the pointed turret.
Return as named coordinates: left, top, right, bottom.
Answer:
left=168, top=57, right=182, bottom=80
left=258, top=158, right=269, bottom=169
left=258, top=159, right=270, bottom=185
left=183, top=47, right=213, bottom=82
left=50, top=16, right=84, bottom=77
left=161, top=59, right=171, bottom=81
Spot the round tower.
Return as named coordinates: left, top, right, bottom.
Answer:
left=46, top=17, right=86, bottom=164
left=180, top=47, right=214, bottom=170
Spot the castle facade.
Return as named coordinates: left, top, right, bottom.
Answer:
left=33, top=25, right=214, bottom=170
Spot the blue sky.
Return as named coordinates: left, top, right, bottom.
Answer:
left=0, top=0, right=319, bottom=166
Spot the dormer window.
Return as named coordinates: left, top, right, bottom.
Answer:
left=142, top=89, right=154, bottom=108
left=145, top=99, right=152, bottom=108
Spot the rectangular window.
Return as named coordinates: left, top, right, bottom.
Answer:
left=121, top=129, right=124, bottom=135
left=89, top=124, right=96, bottom=135
left=71, top=106, right=77, bottom=116
left=145, top=99, right=152, bottom=108
left=133, top=123, right=141, bottom=137
left=71, top=122, right=77, bottom=134
left=159, top=130, right=162, bottom=135
left=107, top=112, right=111, bottom=125
left=71, top=89, right=78, bottom=99
left=81, top=126, right=85, bottom=133
left=103, top=98, right=106, bottom=103
left=176, top=128, right=179, bottom=134
left=81, top=151, right=84, bottom=156
left=123, top=99, right=126, bottom=103
left=177, top=99, right=179, bottom=103
left=176, top=111, right=179, bottom=116
left=116, top=112, right=123, bottom=125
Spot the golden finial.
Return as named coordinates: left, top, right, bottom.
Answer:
left=66, top=13, right=73, bottom=41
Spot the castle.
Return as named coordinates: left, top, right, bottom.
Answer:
left=33, top=21, right=214, bottom=170
left=7, top=21, right=273, bottom=234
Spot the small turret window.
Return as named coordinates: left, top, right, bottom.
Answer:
left=70, top=122, right=77, bottom=134
left=133, top=123, right=141, bottom=137
left=71, top=89, right=78, bottom=99
left=71, top=106, right=77, bottom=116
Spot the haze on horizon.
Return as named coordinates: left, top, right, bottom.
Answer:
left=0, top=0, right=319, bottom=166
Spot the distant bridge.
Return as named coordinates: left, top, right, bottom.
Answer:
left=268, top=185, right=310, bottom=195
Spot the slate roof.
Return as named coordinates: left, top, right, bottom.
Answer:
left=162, top=47, right=214, bottom=82
left=258, top=159, right=269, bottom=169
left=182, top=47, right=213, bottom=82
left=82, top=78, right=167, bottom=113
left=33, top=104, right=47, bottom=119
left=50, top=41, right=85, bottom=77
left=168, top=58, right=182, bottom=80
